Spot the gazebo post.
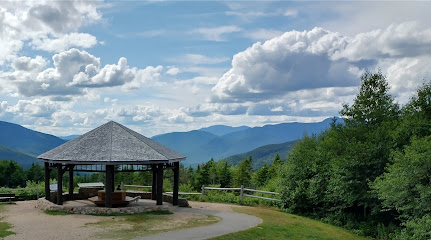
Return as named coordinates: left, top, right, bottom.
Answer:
left=105, top=165, right=114, bottom=208
left=57, top=164, right=63, bottom=205
left=156, top=163, right=164, bottom=205
left=151, top=165, right=157, bottom=200
left=44, top=162, right=50, bottom=201
left=68, top=165, right=74, bottom=196
left=112, top=167, right=116, bottom=192
left=173, top=162, right=179, bottom=206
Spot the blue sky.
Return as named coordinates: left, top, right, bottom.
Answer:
left=0, top=1, right=430, bottom=137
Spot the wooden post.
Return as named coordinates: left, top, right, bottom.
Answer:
left=240, top=185, right=244, bottom=205
left=156, top=164, right=163, bottom=205
left=201, top=185, right=205, bottom=202
left=57, top=164, right=63, bottom=205
left=68, top=166, right=74, bottom=196
left=173, top=162, right=179, bottom=206
left=151, top=165, right=157, bottom=200
left=105, top=165, right=114, bottom=208
left=111, top=166, right=115, bottom=192
left=44, top=162, right=50, bottom=201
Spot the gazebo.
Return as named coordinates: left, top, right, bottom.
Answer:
left=37, top=121, right=185, bottom=208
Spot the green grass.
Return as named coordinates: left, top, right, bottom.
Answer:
left=89, top=210, right=221, bottom=240
left=0, top=203, right=14, bottom=238
left=210, top=206, right=370, bottom=240
left=44, top=209, right=70, bottom=216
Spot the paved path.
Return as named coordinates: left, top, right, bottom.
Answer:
left=133, top=207, right=262, bottom=240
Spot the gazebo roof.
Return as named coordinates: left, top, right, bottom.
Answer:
left=38, top=121, right=185, bottom=165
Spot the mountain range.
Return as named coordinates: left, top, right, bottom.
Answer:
left=0, top=118, right=340, bottom=169
left=0, top=121, right=66, bottom=168
left=152, top=117, right=340, bottom=166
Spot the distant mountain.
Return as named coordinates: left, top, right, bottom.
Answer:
left=200, top=125, right=250, bottom=136
left=0, top=145, right=38, bottom=169
left=0, top=121, right=65, bottom=157
left=224, top=141, right=297, bottom=170
left=152, top=130, right=218, bottom=157
left=59, top=135, right=80, bottom=141
left=152, top=117, right=341, bottom=166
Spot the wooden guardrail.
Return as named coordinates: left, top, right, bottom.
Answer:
left=121, top=184, right=152, bottom=189
left=0, top=187, right=41, bottom=199
left=168, top=185, right=280, bottom=204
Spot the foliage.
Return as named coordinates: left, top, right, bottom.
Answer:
left=0, top=160, right=26, bottom=188
left=233, top=156, right=253, bottom=187
left=394, top=215, right=431, bottom=240
left=280, top=135, right=329, bottom=216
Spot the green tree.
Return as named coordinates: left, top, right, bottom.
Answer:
left=26, top=163, right=44, bottom=182
left=280, top=135, right=328, bottom=215
left=374, top=136, right=431, bottom=239
left=195, top=163, right=210, bottom=189
left=218, top=160, right=232, bottom=188
left=253, top=163, right=269, bottom=187
left=268, top=153, right=283, bottom=179
left=327, top=70, right=399, bottom=229
left=340, top=70, right=398, bottom=126
left=392, top=81, right=431, bottom=150
left=234, top=156, right=253, bottom=187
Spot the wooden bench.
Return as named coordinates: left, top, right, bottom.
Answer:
left=0, top=193, right=15, bottom=203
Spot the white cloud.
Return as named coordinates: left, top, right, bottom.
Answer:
left=166, top=67, right=180, bottom=76
left=212, top=27, right=354, bottom=102
left=180, top=54, right=230, bottom=65
left=212, top=23, right=431, bottom=106
left=31, top=33, right=98, bottom=52
left=283, top=9, right=298, bottom=17
left=12, top=56, right=46, bottom=72
left=0, top=1, right=102, bottom=63
left=3, top=49, right=163, bottom=99
left=191, top=26, right=241, bottom=41
left=244, top=29, right=284, bottom=41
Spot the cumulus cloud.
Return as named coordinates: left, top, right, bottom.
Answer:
left=12, top=56, right=46, bottom=72
left=5, top=49, right=163, bottom=98
left=117, top=105, right=163, bottom=123
left=0, top=1, right=101, bottom=63
left=212, top=22, right=431, bottom=105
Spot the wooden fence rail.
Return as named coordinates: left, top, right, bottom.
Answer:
left=166, top=185, right=280, bottom=204
left=120, top=184, right=281, bottom=204
left=0, top=187, right=40, bottom=199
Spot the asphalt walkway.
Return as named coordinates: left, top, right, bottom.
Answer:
left=133, top=206, right=262, bottom=240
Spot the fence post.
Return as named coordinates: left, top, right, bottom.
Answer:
left=36, top=188, right=39, bottom=199
left=201, top=185, right=205, bottom=202
left=240, top=185, right=244, bottom=205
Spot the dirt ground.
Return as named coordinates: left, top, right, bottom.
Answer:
left=1, top=200, right=237, bottom=240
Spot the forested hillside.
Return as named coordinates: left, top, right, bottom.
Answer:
left=0, top=121, right=65, bottom=156
left=0, top=145, right=37, bottom=169
left=224, top=140, right=296, bottom=169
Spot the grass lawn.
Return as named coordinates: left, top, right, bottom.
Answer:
left=0, top=203, right=15, bottom=238
left=88, top=210, right=220, bottom=240
left=211, top=206, right=370, bottom=240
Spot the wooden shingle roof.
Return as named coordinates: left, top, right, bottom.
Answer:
left=38, top=121, right=185, bottom=164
